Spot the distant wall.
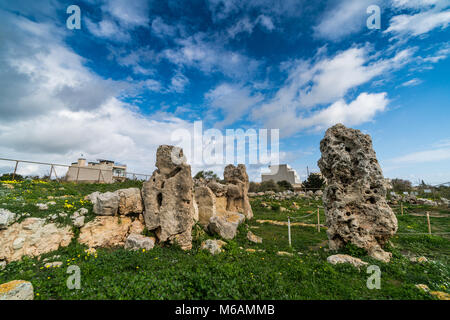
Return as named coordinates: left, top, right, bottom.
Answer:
left=66, top=166, right=113, bottom=183
left=261, top=165, right=297, bottom=185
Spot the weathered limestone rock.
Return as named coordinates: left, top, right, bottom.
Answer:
left=0, top=209, right=16, bottom=229
left=318, top=124, right=398, bottom=262
left=247, top=231, right=262, bottom=244
left=223, top=164, right=253, bottom=219
left=0, top=280, right=34, bottom=300
left=124, top=233, right=155, bottom=251
left=129, top=216, right=145, bottom=235
left=36, top=203, right=48, bottom=210
left=207, top=180, right=228, bottom=197
left=79, top=216, right=132, bottom=248
left=142, top=145, right=195, bottom=250
left=194, top=186, right=217, bottom=227
left=327, top=254, right=368, bottom=268
left=73, top=216, right=85, bottom=228
left=92, top=191, right=119, bottom=216
left=201, top=239, right=227, bottom=255
left=0, top=218, right=72, bottom=263
left=277, top=251, right=293, bottom=257
left=208, top=212, right=245, bottom=240
left=117, top=188, right=143, bottom=215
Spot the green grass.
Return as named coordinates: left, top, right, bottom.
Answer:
left=0, top=181, right=449, bottom=300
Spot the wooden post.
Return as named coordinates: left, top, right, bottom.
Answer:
left=12, top=161, right=19, bottom=180
left=426, top=212, right=431, bottom=235
left=317, top=207, right=320, bottom=232
left=401, top=202, right=404, bottom=215
left=97, top=169, right=102, bottom=183
left=288, top=216, right=292, bottom=247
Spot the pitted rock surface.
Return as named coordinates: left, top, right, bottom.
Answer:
left=142, top=145, right=195, bottom=250
left=318, top=124, right=397, bottom=262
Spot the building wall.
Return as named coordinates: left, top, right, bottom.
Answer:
left=66, top=166, right=114, bottom=183
left=66, top=159, right=123, bottom=183
left=261, top=164, right=300, bottom=185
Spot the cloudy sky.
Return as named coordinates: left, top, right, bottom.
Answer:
left=0, top=0, right=449, bottom=184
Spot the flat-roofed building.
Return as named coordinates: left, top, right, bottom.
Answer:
left=66, top=158, right=127, bottom=183
left=261, top=164, right=301, bottom=186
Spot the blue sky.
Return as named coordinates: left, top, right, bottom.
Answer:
left=0, top=0, right=449, bottom=184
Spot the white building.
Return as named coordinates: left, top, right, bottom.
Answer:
left=261, top=164, right=301, bottom=186
left=66, top=158, right=127, bottom=183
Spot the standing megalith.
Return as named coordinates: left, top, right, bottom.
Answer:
left=223, top=164, right=253, bottom=219
left=318, top=124, right=398, bottom=262
left=142, top=145, right=195, bottom=250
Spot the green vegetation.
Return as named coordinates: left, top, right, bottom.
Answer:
left=0, top=181, right=449, bottom=300
left=249, top=180, right=293, bottom=193
left=194, top=170, right=220, bottom=181
left=302, top=173, right=325, bottom=191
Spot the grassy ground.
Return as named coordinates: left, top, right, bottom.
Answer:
left=0, top=181, right=449, bottom=300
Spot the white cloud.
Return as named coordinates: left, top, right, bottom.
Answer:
left=391, top=0, right=443, bottom=9
left=313, top=0, right=379, bottom=41
left=227, top=15, right=275, bottom=38
left=400, top=78, right=422, bottom=87
left=389, top=147, right=450, bottom=164
left=0, top=9, right=194, bottom=175
left=109, top=47, right=157, bottom=75
left=386, top=3, right=450, bottom=37
left=101, top=0, right=150, bottom=27
left=257, top=15, right=275, bottom=31
left=253, top=92, right=389, bottom=136
left=151, top=17, right=178, bottom=38
left=206, top=0, right=305, bottom=22
left=0, top=98, right=194, bottom=174
left=248, top=44, right=414, bottom=136
left=205, top=83, right=263, bottom=127
left=85, top=18, right=131, bottom=42
left=255, top=45, right=412, bottom=118
left=169, top=72, right=189, bottom=93
left=161, top=34, right=261, bottom=78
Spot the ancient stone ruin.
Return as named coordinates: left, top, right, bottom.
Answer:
left=0, top=144, right=254, bottom=264
left=318, top=124, right=398, bottom=262
left=142, top=145, right=196, bottom=250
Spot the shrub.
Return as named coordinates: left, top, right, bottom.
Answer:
left=194, top=170, right=219, bottom=181
left=303, top=173, right=325, bottom=191
left=277, top=180, right=293, bottom=192
left=0, top=173, right=24, bottom=181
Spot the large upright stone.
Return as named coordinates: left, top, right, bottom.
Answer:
left=142, top=145, right=195, bottom=250
left=223, top=164, right=253, bottom=219
left=194, top=186, right=217, bottom=227
left=318, top=124, right=398, bottom=262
